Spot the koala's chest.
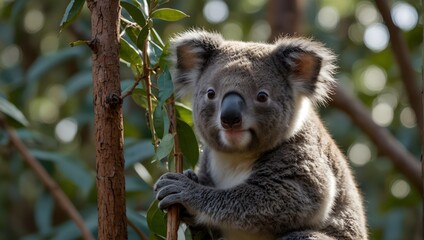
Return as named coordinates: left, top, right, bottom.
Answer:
left=208, top=151, right=255, bottom=189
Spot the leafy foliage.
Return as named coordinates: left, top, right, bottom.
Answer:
left=0, top=0, right=421, bottom=239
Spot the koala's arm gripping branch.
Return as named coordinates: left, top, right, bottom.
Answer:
left=189, top=181, right=322, bottom=233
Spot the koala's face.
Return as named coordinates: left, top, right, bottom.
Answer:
left=170, top=30, right=335, bottom=154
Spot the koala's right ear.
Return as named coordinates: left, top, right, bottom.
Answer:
left=169, top=30, right=223, bottom=98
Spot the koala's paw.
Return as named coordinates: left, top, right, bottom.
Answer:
left=153, top=172, right=195, bottom=209
left=183, top=169, right=199, bottom=183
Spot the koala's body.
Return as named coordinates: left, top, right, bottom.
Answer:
left=154, top=30, right=367, bottom=240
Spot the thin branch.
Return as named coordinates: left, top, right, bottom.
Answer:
left=374, top=0, right=423, bottom=137
left=127, top=217, right=148, bottom=240
left=331, top=86, right=422, bottom=195
left=143, top=30, right=159, bottom=150
left=166, top=95, right=183, bottom=240
left=0, top=117, right=95, bottom=240
left=121, top=74, right=144, bottom=100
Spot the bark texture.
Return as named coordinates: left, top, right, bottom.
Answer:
left=86, top=0, right=128, bottom=239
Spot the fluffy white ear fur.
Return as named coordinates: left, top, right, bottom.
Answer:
left=169, top=30, right=223, bottom=98
left=273, top=37, right=337, bottom=105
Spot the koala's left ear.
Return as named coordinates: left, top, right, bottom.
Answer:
left=273, top=38, right=337, bottom=104
left=169, top=30, right=224, bottom=98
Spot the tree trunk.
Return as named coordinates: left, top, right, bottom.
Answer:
left=86, top=0, right=128, bottom=239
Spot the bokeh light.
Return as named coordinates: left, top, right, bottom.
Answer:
left=400, top=107, right=416, bottom=128
left=29, top=98, right=59, bottom=124
left=241, top=0, right=266, bottom=14
left=364, top=23, right=389, bottom=52
left=317, top=6, right=340, bottom=31
left=248, top=20, right=271, bottom=42
left=24, top=9, right=45, bottom=33
left=348, top=143, right=371, bottom=166
left=376, top=91, right=399, bottom=109
left=55, top=118, right=78, bottom=143
left=372, top=102, right=393, bottom=127
left=355, top=1, right=379, bottom=26
left=391, top=179, right=410, bottom=199
left=203, top=0, right=229, bottom=24
left=222, top=22, right=243, bottom=40
left=361, top=65, right=387, bottom=94
left=40, top=33, right=60, bottom=54
left=0, top=44, right=21, bottom=68
left=391, top=2, right=418, bottom=31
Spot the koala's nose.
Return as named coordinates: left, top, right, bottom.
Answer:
left=220, top=92, right=245, bottom=129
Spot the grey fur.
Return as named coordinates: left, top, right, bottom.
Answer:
left=154, top=30, right=367, bottom=240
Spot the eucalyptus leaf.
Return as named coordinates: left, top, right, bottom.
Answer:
left=148, top=40, right=163, bottom=67
left=157, top=68, right=173, bottom=105
left=175, top=103, right=193, bottom=126
left=0, top=96, right=29, bottom=126
left=120, top=38, right=143, bottom=74
left=153, top=106, right=165, bottom=138
left=147, top=200, right=167, bottom=239
left=35, top=192, right=53, bottom=235
left=124, top=140, right=155, bottom=169
left=30, top=150, right=94, bottom=196
left=155, top=133, right=174, bottom=161
left=121, top=1, right=146, bottom=27
left=136, top=26, right=150, bottom=50
left=126, top=175, right=150, bottom=192
left=60, top=0, right=85, bottom=32
left=151, top=8, right=189, bottom=22
left=131, top=88, right=148, bottom=109
left=177, top=119, right=199, bottom=169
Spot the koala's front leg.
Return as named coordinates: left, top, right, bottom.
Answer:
left=154, top=173, right=325, bottom=234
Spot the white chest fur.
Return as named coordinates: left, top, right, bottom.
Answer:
left=209, top=150, right=256, bottom=189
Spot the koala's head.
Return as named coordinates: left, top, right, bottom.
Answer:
left=170, top=30, right=336, bottom=154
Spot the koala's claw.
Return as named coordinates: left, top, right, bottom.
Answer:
left=184, top=169, right=199, bottom=183
left=154, top=172, right=196, bottom=210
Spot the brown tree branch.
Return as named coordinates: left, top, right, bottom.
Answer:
left=331, top=86, right=422, bottom=194
left=374, top=0, right=423, bottom=137
left=0, top=117, right=95, bottom=240
left=86, top=0, right=128, bottom=239
left=166, top=95, right=183, bottom=240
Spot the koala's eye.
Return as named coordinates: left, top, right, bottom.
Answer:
left=207, top=89, right=216, bottom=99
left=256, top=91, right=269, bottom=102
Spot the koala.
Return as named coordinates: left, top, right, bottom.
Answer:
left=154, top=30, right=368, bottom=240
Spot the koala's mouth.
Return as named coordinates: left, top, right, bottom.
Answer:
left=220, top=129, right=252, bottom=149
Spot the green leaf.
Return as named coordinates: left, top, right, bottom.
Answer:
left=147, top=200, right=167, bottom=239
left=60, top=0, right=85, bottom=32
left=148, top=40, right=163, bottom=67
left=65, top=71, right=91, bottom=96
left=121, top=1, right=146, bottom=27
left=157, top=68, right=173, bottom=105
left=0, top=96, right=29, bottom=126
left=126, top=176, right=150, bottom=192
left=24, top=47, right=85, bottom=102
left=120, top=38, right=143, bottom=74
left=155, top=133, right=174, bottom=161
left=153, top=106, right=165, bottom=138
left=136, top=26, right=149, bottom=50
left=124, top=140, right=155, bottom=169
left=30, top=150, right=94, bottom=196
left=123, top=23, right=140, bottom=44
left=35, top=192, right=53, bottom=234
left=151, top=28, right=165, bottom=48
left=177, top=119, right=199, bottom=169
left=126, top=208, right=149, bottom=234
left=175, top=103, right=193, bottom=126
left=151, top=8, right=189, bottom=22
left=132, top=88, right=148, bottom=109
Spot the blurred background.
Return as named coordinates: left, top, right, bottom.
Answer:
left=0, top=0, right=422, bottom=239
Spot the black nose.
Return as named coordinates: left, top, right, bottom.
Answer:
left=220, top=92, right=245, bottom=129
